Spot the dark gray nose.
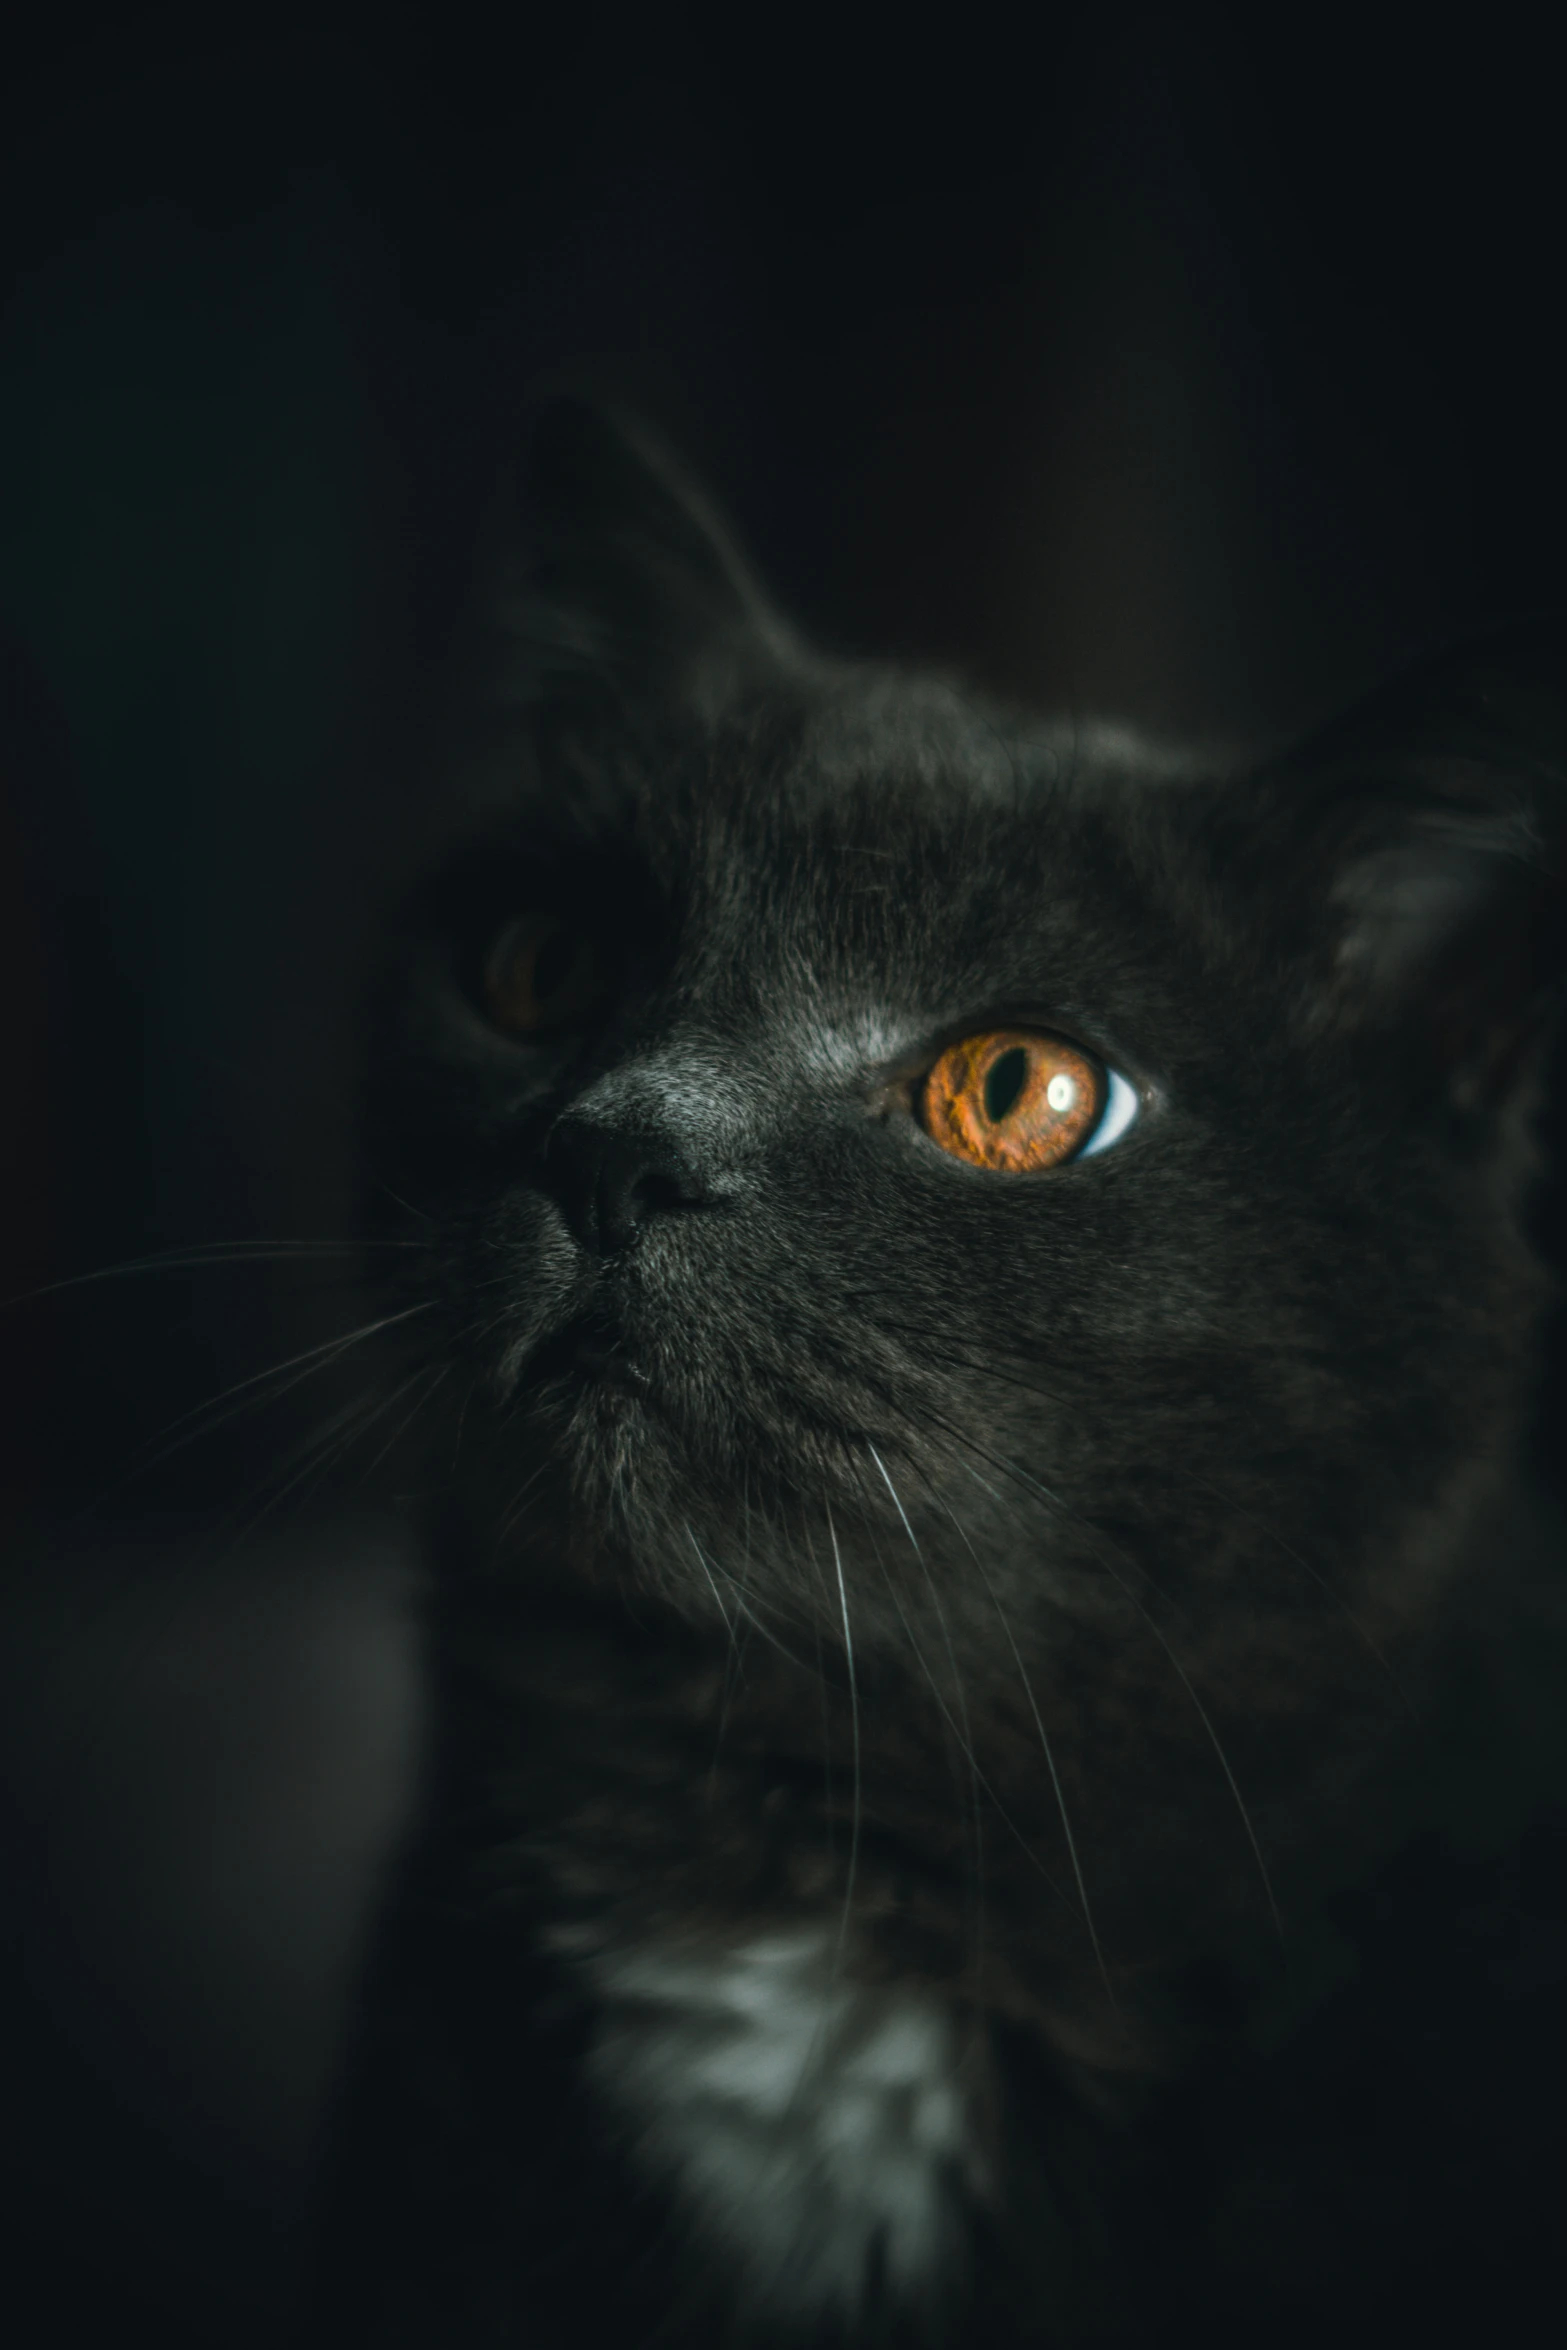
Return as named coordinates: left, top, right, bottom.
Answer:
left=544, top=1111, right=727, bottom=1252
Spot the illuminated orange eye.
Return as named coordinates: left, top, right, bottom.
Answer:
left=484, top=915, right=607, bottom=1036
left=919, top=1028, right=1103, bottom=1172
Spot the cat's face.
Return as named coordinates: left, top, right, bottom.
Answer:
left=368, top=405, right=1563, bottom=1813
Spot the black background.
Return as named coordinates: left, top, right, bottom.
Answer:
left=1, top=5, right=1563, bottom=2340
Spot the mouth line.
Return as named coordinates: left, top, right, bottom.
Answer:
left=524, top=1318, right=653, bottom=1398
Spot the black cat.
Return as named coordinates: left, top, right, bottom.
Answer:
left=311, top=403, right=1567, bottom=2346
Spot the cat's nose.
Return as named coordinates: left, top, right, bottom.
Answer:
left=544, top=1111, right=726, bottom=1253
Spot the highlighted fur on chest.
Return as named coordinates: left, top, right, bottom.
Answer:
left=573, top=1928, right=989, bottom=2317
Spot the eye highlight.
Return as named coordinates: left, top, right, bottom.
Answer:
left=919, top=1028, right=1112, bottom=1172
left=484, top=915, right=609, bottom=1037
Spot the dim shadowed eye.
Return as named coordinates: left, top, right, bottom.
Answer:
left=484, top=915, right=611, bottom=1037
left=918, top=1028, right=1138, bottom=1171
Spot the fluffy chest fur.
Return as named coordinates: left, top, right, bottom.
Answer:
left=565, top=1925, right=988, bottom=2316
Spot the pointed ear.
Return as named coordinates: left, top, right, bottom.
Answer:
left=494, top=398, right=805, bottom=730
left=1239, top=621, right=1567, bottom=1109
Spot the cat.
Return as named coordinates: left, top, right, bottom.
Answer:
left=309, top=400, right=1567, bottom=2348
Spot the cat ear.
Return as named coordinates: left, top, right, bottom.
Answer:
left=1246, top=621, right=1567, bottom=1107
left=496, top=398, right=806, bottom=728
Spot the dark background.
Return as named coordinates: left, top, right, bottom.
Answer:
left=2, top=6, right=1563, bottom=2341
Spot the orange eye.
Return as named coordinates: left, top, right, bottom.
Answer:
left=919, top=1028, right=1104, bottom=1172
left=484, top=915, right=608, bottom=1036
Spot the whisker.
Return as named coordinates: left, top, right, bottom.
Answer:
left=706, top=1554, right=810, bottom=1672
left=950, top=1436, right=1285, bottom=1946
left=1183, top=1470, right=1413, bottom=1709
left=871, top=1317, right=1399, bottom=1699
left=360, top=1364, right=452, bottom=1483
left=1116, top=1579, right=1285, bottom=1945
left=2, top=1237, right=428, bottom=1315
left=679, top=1489, right=816, bottom=1673
left=450, top=1377, right=479, bottom=1475
left=870, top=1382, right=1282, bottom=1938
left=861, top=1519, right=1075, bottom=1912
left=868, top=1445, right=987, bottom=1997
left=120, top=1301, right=442, bottom=1483
left=492, top=1464, right=552, bottom=1555
left=705, top=1586, right=753, bottom=1809
left=197, top=1375, right=427, bottom=1565
left=686, top=1522, right=739, bottom=1653
left=370, top=1181, right=434, bottom=1226
left=824, top=1501, right=861, bottom=1958
left=931, top=1481, right=1118, bottom=2014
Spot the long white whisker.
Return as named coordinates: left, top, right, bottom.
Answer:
left=492, top=1464, right=552, bottom=1554
left=863, top=1525, right=1074, bottom=1909
left=934, top=1484, right=1118, bottom=2014
left=1111, top=1587, right=1284, bottom=1944
left=360, top=1364, right=451, bottom=1483
left=123, top=1301, right=442, bottom=1478
left=970, top=1448, right=1284, bottom=1945
left=2, top=1237, right=427, bottom=1315
left=868, top=1444, right=986, bottom=1991
left=686, top=1522, right=738, bottom=1653
left=890, top=1321, right=1404, bottom=1706
left=197, top=1373, right=430, bottom=1569
left=825, top=1501, right=861, bottom=1958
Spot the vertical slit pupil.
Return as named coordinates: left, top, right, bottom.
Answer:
left=984, top=1046, right=1029, bottom=1123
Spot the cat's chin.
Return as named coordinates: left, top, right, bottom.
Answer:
left=511, top=1357, right=682, bottom=1540
left=543, top=1377, right=668, bottom=1507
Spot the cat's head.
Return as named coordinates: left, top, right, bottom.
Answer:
left=367, top=402, right=1565, bottom=1902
